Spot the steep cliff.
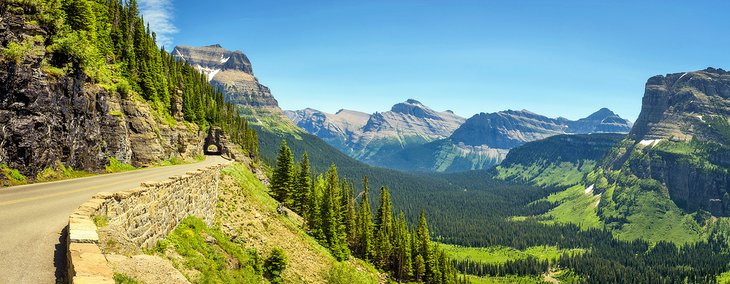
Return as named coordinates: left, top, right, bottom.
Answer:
left=0, top=2, right=204, bottom=178
left=601, top=68, right=730, bottom=217
left=172, top=44, right=278, bottom=109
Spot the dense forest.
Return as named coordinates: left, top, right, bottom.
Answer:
left=5, top=0, right=258, bottom=156
left=269, top=140, right=468, bottom=283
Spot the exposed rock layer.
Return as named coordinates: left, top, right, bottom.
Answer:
left=172, top=45, right=278, bottom=109
left=0, top=8, right=203, bottom=177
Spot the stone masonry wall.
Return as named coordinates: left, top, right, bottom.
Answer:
left=66, top=164, right=225, bottom=284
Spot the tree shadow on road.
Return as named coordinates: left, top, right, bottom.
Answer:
left=54, top=225, right=68, bottom=284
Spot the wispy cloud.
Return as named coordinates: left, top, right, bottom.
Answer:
left=138, top=0, right=178, bottom=48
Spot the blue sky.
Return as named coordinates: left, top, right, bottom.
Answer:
left=144, top=0, right=729, bottom=121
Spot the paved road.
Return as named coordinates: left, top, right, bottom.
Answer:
left=0, top=156, right=229, bottom=284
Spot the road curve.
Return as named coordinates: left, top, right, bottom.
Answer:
left=0, top=156, right=230, bottom=284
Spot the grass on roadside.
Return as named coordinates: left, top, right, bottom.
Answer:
left=105, top=157, right=137, bottom=173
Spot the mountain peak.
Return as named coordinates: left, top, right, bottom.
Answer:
left=390, top=99, right=443, bottom=119
left=405, top=99, right=423, bottom=105
left=206, top=44, right=223, bottom=48
left=586, top=108, right=617, bottom=119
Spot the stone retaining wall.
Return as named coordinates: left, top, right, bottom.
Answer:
left=66, top=164, right=224, bottom=284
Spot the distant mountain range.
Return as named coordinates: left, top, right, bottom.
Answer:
left=285, top=99, right=465, bottom=163
left=286, top=101, right=633, bottom=172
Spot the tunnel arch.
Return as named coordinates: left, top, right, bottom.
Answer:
left=203, top=128, right=224, bottom=155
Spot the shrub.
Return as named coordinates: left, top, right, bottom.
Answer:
left=1, top=164, right=27, bottom=186
left=92, top=215, right=108, bottom=227
left=105, top=157, right=136, bottom=173
left=264, top=247, right=287, bottom=283
left=1, top=40, right=31, bottom=64
left=35, top=161, right=90, bottom=182
left=113, top=273, right=140, bottom=284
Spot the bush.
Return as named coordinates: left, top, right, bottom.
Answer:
left=92, top=215, right=108, bottom=227
left=1, top=40, right=31, bottom=64
left=113, top=273, right=140, bottom=284
left=1, top=164, right=27, bottom=186
left=264, top=247, right=287, bottom=283
left=35, top=161, right=90, bottom=182
left=105, top=157, right=136, bottom=173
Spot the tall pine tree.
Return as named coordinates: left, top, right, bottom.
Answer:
left=356, top=177, right=374, bottom=261
left=271, top=140, right=294, bottom=204
left=294, top=152, right=311, bottom=214
left=374, top=186, right=394, bottom=269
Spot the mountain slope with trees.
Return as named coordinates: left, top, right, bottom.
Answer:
left=0, top=0, right=258, bottom=180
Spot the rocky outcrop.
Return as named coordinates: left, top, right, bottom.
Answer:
left=630, top=68, right=730, bottom=142
left=172, top=45, right=278, bottom=109
left=606, top=68, right=730, bottom=216
left=0, top=7, right=203, bottom=177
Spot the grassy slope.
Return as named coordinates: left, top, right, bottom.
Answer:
left=542, top=184, right=602, bottom=230
left=160, top=163, right=380, bottom=283
left=440, top=244, right=585, bottom=264
left=496, top=160, right=602, bottom=230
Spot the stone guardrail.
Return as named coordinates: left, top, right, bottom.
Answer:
left=66, top=164, right=224, bottom=284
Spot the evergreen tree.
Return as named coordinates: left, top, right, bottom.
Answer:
left=394, top=213, right=413, bottom=280
left=343, top=180, right=357, bottom=250
left=356, top=177, right=374, bottom=261
left=294, top=152, right=311, bottom=215
left=62, top=0, right=97, bottom=36
left=321, top=164, right=348, bottom=260
left=307, top=175, right=325, bottom=241
left=414, top=254, right=426, bottom=282
left=416, top=209, right=435, bottom=283
left=374, top=186, right=394, bottom=269
left=271, top=140, right=294, bottom=204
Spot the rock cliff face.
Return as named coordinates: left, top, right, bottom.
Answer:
left=606, top=68, right=730, bottom=216
left=172, top=45, right=279, bottom=109
left=0, top=7, right=203, bottom=177
left=630, top=68, right=730, bottom=142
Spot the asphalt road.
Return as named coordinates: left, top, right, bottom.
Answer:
left=0, top=156, right=229, bottom=284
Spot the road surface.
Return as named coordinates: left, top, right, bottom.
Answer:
left=0, top=156, right=229, bottom=284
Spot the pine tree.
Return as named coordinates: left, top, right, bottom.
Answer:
left=307, top=175, right=325, bottom=241
left=394, top=213, right=413, bottom=280
left=343, top=180, right=357, bottom=251
left=294, top=153, right=311, bottom=215
left=271, top=140, right=294, bottom=204
left=356, top=177, right=374, bottom=261
left=62, top=0, right=97, bottom=36
left=374, top=186, right=394, bottom=269
left=414, top=254, right=426, bottom=282
left=321, top=164, right=348, bottom=260
left=416, top=209, right=435, bottom=283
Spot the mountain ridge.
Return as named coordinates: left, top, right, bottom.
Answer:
left=288, top=102, right=632, bottom=172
